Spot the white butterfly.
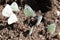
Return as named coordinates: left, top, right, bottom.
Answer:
left=36, top=16, right=43, bottom=26
left=2, top=3, right=19, bottom=25
left=2, top=4, right=13, bottom=17
left=48, top=23, right=56, bottom=34
left=24, top=4, right=36, bottom=17
left=8, top=14, right=18, bottom=25
left=11, top=2, right=20, bottom=12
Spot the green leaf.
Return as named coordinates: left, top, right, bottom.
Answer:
left=24, top=4, right=36, bottom=17
left=48, top=23, right=56, bottom=34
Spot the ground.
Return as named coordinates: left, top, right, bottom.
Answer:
left=0, top=0, right=60, bottom=40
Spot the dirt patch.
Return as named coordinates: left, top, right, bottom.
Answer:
left=0, top=0, right=60, bottom=40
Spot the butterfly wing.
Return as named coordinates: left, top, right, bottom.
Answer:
left=24, top=4, right=36, bottom=17
left=48, top=23, right=56, bottom=34
left=2, top=4, right=13, bottom=17
left=36, top=16, right=43, bottom=26
left=11, top=2, right=19, bottom=12
left=8, top=14, right=18, bottom=24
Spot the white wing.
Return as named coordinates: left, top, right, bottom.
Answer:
left=36, top=16, right=43, bottom=26
left=48, top=23, right=56, bottom=34
left=24, top=4, right=36, bottom=17
left=11, top=2, right=19, bottom=12
left=8, top=14, right=18, bottom=24
left=2, top=4, right=13, bottom=17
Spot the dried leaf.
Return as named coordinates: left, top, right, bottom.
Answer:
left=24, top=4, right=36, bottom=17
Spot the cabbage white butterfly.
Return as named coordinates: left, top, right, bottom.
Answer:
left=8, top=14, right=18, bottom=24
left=48, top=23, right=56, bottom=34
left=24, top=4, right=36, bottom=17
left=36, top=16, right=43, bottom=26
left=11, top=2, right=19, bottom=12
left=2, top=4, right=13, bottom=17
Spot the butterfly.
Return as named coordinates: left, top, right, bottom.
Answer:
left=48, top=23, right=56, bottom=34
left=2, top=2, right=19, bottom=25
left=2, top=4, right=13, bottom=17
left=8, top=14, right=18, bottom=25
left=36, top=16, right=43, bottom=26
left=24, top=4, right=36, bottom=17
left=11, top=2, right=20, bottom=12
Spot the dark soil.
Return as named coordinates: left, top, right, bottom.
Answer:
left=0, top=0, right=60, bottom=40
